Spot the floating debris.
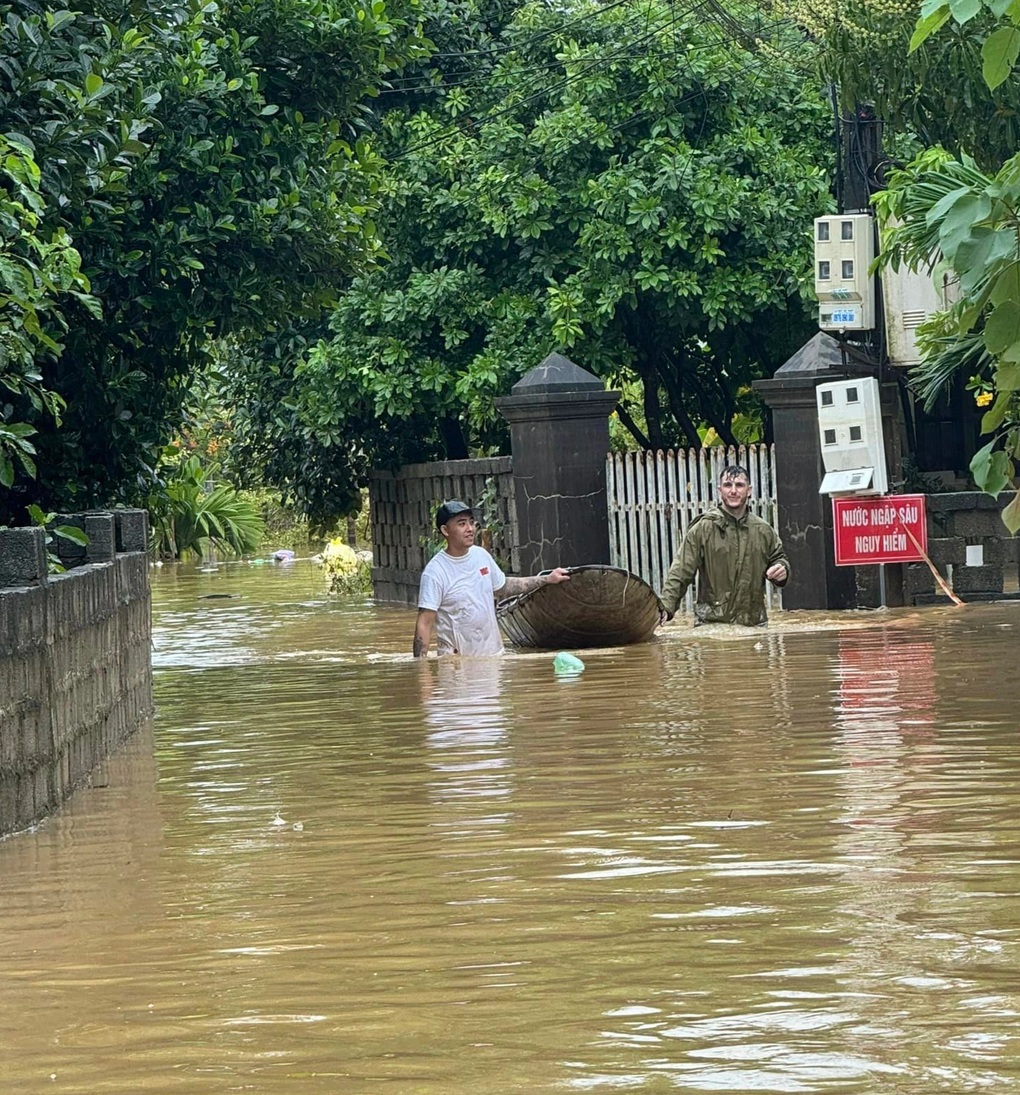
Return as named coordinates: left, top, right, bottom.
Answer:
left=553, top=651, right=586, bottom=675
left=316, top=540, right=371, bottom=595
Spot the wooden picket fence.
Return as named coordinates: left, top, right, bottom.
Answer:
left=606, top=444, right=781, bottom=613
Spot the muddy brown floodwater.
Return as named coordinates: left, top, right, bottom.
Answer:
left=2, top=559, right=1020, bottom=1093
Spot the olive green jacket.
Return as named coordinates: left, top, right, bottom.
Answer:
left=659, top=506, right=790, bottom=625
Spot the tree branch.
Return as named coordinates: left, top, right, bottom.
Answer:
left=615, top=402, right=651, bottom=449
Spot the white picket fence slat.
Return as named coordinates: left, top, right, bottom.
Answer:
left=606, top=444, right=782, bottom=615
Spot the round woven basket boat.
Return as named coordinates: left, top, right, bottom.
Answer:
left=496, top=564, right=663, bottom=649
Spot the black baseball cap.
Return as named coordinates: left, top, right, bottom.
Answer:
left=435, top=500, right=474, bottom=529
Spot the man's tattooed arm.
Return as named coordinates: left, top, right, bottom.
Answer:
left=498, top=575, right=545, bottom=598
left=496, top=568, right=571, bottom=599
left=413, top=608, right=436, bottom=657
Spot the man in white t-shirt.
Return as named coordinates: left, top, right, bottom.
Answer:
left=413, top=499, right=570, bottom=657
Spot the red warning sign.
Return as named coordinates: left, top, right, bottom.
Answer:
left=833, top=494, right=927, bottom=566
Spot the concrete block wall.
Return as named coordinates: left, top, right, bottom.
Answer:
left=0, top=510, right=152, bottom=837
left=902, top=492, right=1019, bottom=603
left=369, top=458, right=518, bottom=605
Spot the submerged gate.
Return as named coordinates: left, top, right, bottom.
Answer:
left=606, top=444, right=782, bottom=613
left=368, top=445, right=782, bottom=613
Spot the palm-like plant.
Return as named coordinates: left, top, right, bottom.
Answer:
left=150, top=454, right=265, bottom=559
left=875, top=148, right=1020, bottom=529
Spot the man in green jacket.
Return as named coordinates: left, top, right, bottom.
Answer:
left=659, top=464, right=790, bottom=626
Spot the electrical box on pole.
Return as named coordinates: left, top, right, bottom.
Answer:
left=813, top=214, right=876, bottom=332
left=816, top=376, right=888, bottom=496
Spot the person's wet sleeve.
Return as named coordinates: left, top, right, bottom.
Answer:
left=660, top=529, right=701, bottom=615
left=766, top=533, right=790, bottom=587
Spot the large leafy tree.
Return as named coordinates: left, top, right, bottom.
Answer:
left=798, top=0, right=1020, bottom=528
left=776, top=0, right=1020, bottom=170
left=228, top=0, right=833, bottom=523
left=0, top=0, right=424, bottom=525
left=1, top=136, right=96, bottom=492
left=879, top=0, right=1020, bottom=530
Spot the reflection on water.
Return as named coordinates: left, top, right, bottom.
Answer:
left=2, top=560, right=1020, bottom=1093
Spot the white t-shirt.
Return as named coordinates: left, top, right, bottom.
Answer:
left=418, top=545, right=507, bottom=656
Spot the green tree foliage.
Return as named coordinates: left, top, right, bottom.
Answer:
left=1, top=135, right=96, bottom=490
left=870, top=1, right=1020, bottom=530
left=228, top=0, right=832, bottom=523
left=222, top=321, right=378, bottom=528
left=910, top=0, right=1020, bottom=96
left=779, top=0, right=1020, bottom=171
left=0, top=0, right=424, bottom=525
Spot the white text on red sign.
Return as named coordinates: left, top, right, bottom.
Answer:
left=838, top=502, right=920, bottom=528
left=832, top=494, right=927, bottom=567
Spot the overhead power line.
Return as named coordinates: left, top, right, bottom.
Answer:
left=378, top=0, right=711, bottom=102
left=387, top=0, right=800, bottom=162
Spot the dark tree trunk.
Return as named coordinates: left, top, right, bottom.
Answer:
left=615, top=403, right=651, bottom=449
left=708, top=340, right=739, bottom=447
left=640, top=370, right=665, bottom=449
left=696, top=383, right=738, bottom=448
left=657, top=354, right=701, bottom=449
left=621, top=305, right=666, bottom=449
left=438, top=416, right=469, bottom=459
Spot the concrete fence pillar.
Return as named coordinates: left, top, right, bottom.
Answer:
left=754, top=333, right=857, bottom=611
left=115, top=509, right=150, bottom=553
left=84, top=513, right=116, bottom=562
left=495, top=353, right=619, bottom=574
left=0, top=527, right=48, bottom=588
left=49, top=511, right=118, bottom=566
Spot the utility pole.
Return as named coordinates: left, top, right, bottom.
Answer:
left=839, top=104, right=883, bottom=214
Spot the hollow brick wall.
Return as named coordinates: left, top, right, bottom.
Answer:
left=0, top=511, right=152, bottom=837
left=369, top=458, right=518, bottom=605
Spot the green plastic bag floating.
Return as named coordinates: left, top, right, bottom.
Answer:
left=553, top=651, right=585, bottom=675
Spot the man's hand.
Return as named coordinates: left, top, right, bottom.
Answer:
left=658, top=608, right=674, bottom=626
left=545, top=567, right=571, bottom=584
left=766, top=563, right=787, bottom=584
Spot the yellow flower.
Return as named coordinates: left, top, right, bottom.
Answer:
left=976, top=391, right=994, bottom=407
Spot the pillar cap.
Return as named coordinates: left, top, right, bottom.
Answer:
left=0, top=526, right=48, bottom=588
left=495, top=388, right=620, bottom=423
left=754, top=332, right=852, bottom=408
left=511, top=353, right=607, bottom=395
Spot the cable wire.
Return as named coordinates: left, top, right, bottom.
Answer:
left=386, top=3, right=799, bottom=163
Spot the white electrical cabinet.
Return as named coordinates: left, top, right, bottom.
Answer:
left=816, top=376, right=888, bottom=496
left=881, top=263, right=958, bottom=367
left=814, top=214, right=876, bottom=332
